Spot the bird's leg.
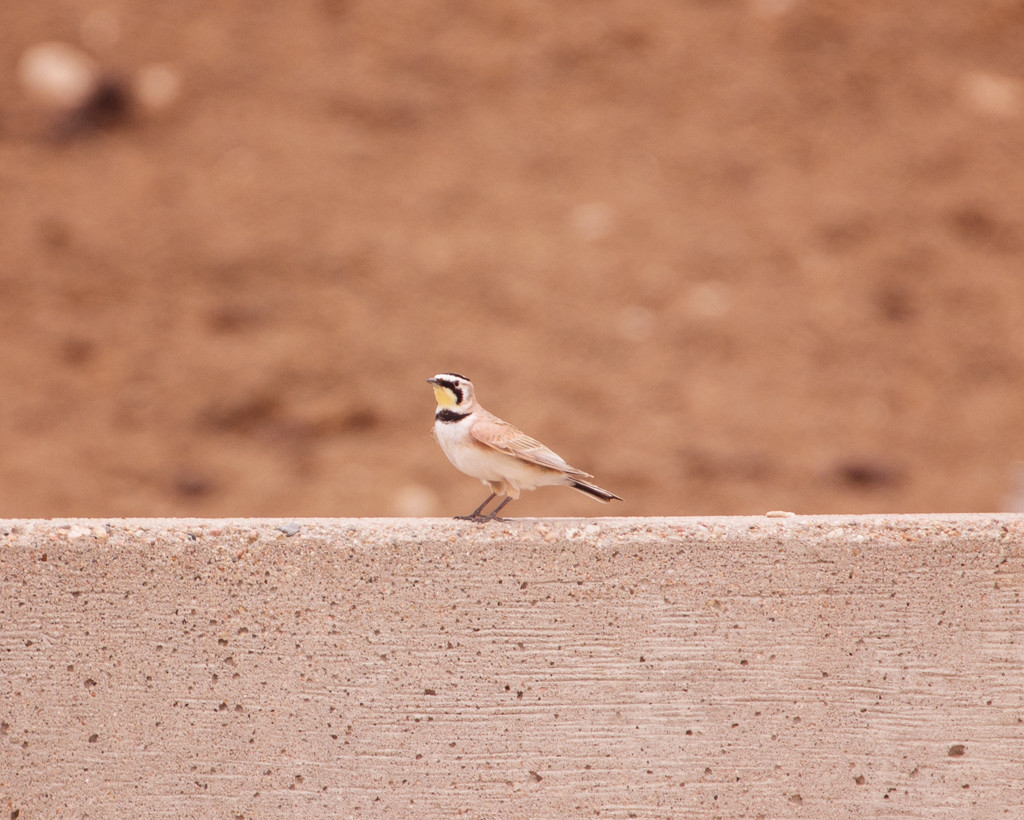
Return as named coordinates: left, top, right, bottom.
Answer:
left=455, top=493, right=496, bottom=521
left=483, top=496, right=513, bottom=522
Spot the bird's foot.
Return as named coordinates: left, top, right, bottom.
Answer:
left=455, top=494, right=511, bottom=523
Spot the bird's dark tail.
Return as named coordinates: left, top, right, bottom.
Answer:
left=569, top=479, right=622, bottom=503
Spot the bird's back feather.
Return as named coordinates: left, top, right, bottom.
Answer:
left=469, top=412, right=593, bottom=478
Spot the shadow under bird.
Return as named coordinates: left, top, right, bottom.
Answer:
left=427, top=373, right=621, bottom=522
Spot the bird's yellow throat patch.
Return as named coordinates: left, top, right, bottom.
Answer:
left=432, top=384, right=459, bottom=407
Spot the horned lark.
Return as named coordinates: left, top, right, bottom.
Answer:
left=427, top=373, right=621, bottom=521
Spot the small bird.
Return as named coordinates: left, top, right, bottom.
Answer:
left=427, top=373, right=621, bottom=521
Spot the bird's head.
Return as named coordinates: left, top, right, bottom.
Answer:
left=427, top=373, right=475, bottom=410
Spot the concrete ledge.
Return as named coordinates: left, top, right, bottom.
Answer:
left=2, top=515, right=1023, bottom=817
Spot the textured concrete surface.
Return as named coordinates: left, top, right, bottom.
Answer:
left=1, top=515, right=1023, bottom=818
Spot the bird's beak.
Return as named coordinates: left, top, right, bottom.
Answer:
left=426, top=377, right=438, bottom=385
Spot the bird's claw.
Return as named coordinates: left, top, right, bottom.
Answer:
left=454, top=513, right=505, bottom=523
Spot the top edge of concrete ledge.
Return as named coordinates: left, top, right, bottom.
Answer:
left=1, top=512, right=1021, bottom=530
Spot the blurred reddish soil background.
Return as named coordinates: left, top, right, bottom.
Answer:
left=1, top=1, right=1023, bottom=518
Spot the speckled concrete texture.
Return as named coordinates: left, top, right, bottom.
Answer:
left=2, top=515, right=1023, bottom=818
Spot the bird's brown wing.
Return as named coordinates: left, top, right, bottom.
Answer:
left=469, top=415, right=593, bottom=478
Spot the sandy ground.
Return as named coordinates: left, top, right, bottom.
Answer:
left=2, top=2, right=1024, bottom=518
